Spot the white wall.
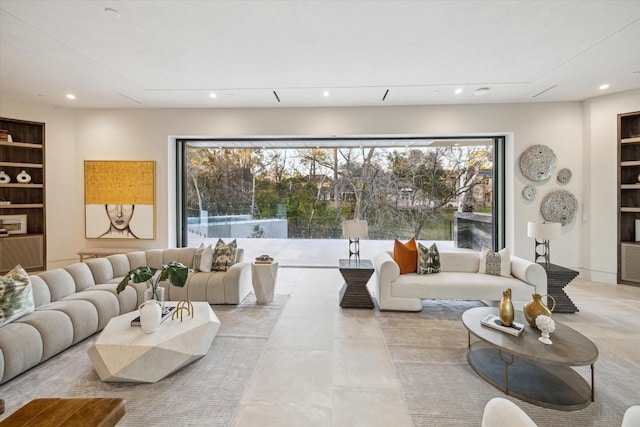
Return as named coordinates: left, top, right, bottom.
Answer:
left=582, top=89, right=640, bottom=283
left=3, top=91, right=639, bottom=281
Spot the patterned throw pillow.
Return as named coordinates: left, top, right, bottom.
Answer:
left=417, top=243, right=441, bottom=274
left=0, top=264, right=35, bottom=327
left=212, top=239, right=238, bottom=272
left=478, top=246, right=512, bottom=277
left=393, top=238, right=418, bottom=274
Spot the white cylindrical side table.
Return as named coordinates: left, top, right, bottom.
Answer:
left=251, top=261, right=278, bottom=304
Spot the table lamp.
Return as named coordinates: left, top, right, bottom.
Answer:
left=527, top=221, right=561, bottom=266
left=342, top=220, right=368, bottom=261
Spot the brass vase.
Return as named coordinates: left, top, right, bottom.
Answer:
left=499, top=288, right=514, bottom=327
left=523, top=293, right=556, bottom=328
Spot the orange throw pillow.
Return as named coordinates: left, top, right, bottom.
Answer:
left=393, top=238, right=417, bottom=274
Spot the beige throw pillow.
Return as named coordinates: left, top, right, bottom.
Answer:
left=0, top=264, right=36, bottom=327
left=199, top=244, right=214, bottom=273
left=193, top=243, right=205, bottom=271
left=478, top=246, right=512, bottom=277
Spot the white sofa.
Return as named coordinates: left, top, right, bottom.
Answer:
left=372, top=250, right=547, bottom=311
left=0, top=247, right=252, bottom=384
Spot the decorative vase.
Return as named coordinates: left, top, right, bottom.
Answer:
left=16, top=170, right=31, bottom=183
left=138, top=300, right=162, bottom=333
left=523, top=293, right=556, bottom=328
left=499, top=288, right=514, bottom=327
left=0, top=171, right=9, bottom=184
left=144, top=285, right=165, bottom=313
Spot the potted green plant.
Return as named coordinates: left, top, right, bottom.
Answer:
left=116, top=261, right=189, bottom=308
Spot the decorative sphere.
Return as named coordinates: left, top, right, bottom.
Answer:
left=535, top=315, right=555, bottom=333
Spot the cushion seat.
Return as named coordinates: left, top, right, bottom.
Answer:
left=37, top=300, right=99, bottom=344
left=14, top=310, right=73, bottom=362
left=0, top=322, right=43, bottom=383
left=65, top=291, right=120, bottom=330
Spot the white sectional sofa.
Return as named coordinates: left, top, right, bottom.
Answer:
left=372, top=250, right=547, bottom=311
left=0, top=247, right=251, bottom=384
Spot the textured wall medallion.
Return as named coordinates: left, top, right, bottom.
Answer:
left=541, top=190, right=578, bottom=225
left=556, top=168, right=572, bottom=185
left=519, top=145, right=557, bottom=181
left=522, top=185, right=536, bottom=201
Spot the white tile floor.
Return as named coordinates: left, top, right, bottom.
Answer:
left=194, top=237, right=640, bottom=426
left=231, top=266, right=413, bottom=427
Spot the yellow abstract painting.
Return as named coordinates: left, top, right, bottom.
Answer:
left=84, top=161, right=155, bottom=239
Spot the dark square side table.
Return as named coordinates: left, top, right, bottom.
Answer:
left=539, top=263, right=580, bottom=313
left=338, top=259, right=375, bottom=309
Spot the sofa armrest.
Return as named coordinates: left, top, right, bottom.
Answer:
left=372, top=251, right=425, bottom=311
left=510, top=256, right=547, bottom=296
left=222, top=261, right=252, bottom=304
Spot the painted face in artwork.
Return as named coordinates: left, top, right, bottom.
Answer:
left=105, top=204, right=135, bottom=230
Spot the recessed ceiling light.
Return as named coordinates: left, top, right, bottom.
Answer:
left=455, top=88, right=463, bottom=94
left=323, top=91, right=330, bottom=97
left=474, top=87, right=490, bottom=96
left=209, top=92, right=217, bottom=99
left=104, top=7, right=120, bottom=18
left=66, top=94, right=76, bottom=100
left=599, top=84, right=609, bottom=90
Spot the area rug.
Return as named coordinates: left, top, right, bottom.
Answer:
left=0, top=293, right=290, bottom=426
left=378, top=299, right=640, bottom=427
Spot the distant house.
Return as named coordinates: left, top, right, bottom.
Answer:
left=471, top=169, right=493, bottom=206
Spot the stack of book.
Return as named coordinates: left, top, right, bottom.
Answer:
left=255, top=255, right=273, bottom=264
left=131, top=306, right=176, bottom=326
left=481, top=313, right=525, bottom=336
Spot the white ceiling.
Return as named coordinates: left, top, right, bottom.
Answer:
left=1, top=0, right=639, bottom=109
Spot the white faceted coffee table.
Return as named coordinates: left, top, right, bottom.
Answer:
left=88, top=302, right=220, bottom=383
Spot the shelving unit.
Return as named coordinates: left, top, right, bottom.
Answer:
left=0, top=117, right=46, bottom=273
left=617, top=111, right=640, bottom=285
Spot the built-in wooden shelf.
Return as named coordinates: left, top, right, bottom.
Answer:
left=0, top=161, right=44, bottom=168
left=0, top=204, right=44, bottom=208
left=0, top=141, right=42, bottom=149
left=0, top=183, right=43, bottom=188
left=618, top=111, right=640, bottom=286
left=621, top=136, right=640, bottom=144
left=0, top=117, right=46, bottom=274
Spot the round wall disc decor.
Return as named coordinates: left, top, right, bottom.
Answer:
left=541, top=190, right=578, bottom=225
left=519, top=145, right=557, bottom=181
left=522, top=185, right=536, bottom=201
left=557, top=168, right=572, bottom=185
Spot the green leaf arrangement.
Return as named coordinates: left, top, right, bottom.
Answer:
left=116, top=261, right=189, bottom=297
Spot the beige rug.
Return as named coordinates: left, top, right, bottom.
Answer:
left=378, top=299, right=640, bottom=427
left=0, top=293, right=289, bottom=426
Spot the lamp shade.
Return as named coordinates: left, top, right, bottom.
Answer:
left=342, top=220, right=368, bottom=239
left=527, top=221, right=561, bottom=240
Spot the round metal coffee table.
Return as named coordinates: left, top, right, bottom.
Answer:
left=462, top=307, right=598, bottom=411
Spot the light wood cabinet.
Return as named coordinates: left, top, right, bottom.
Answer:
left=617, top=111, right=640, bottom=285
left=0, top=117, right=46, bottom=274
